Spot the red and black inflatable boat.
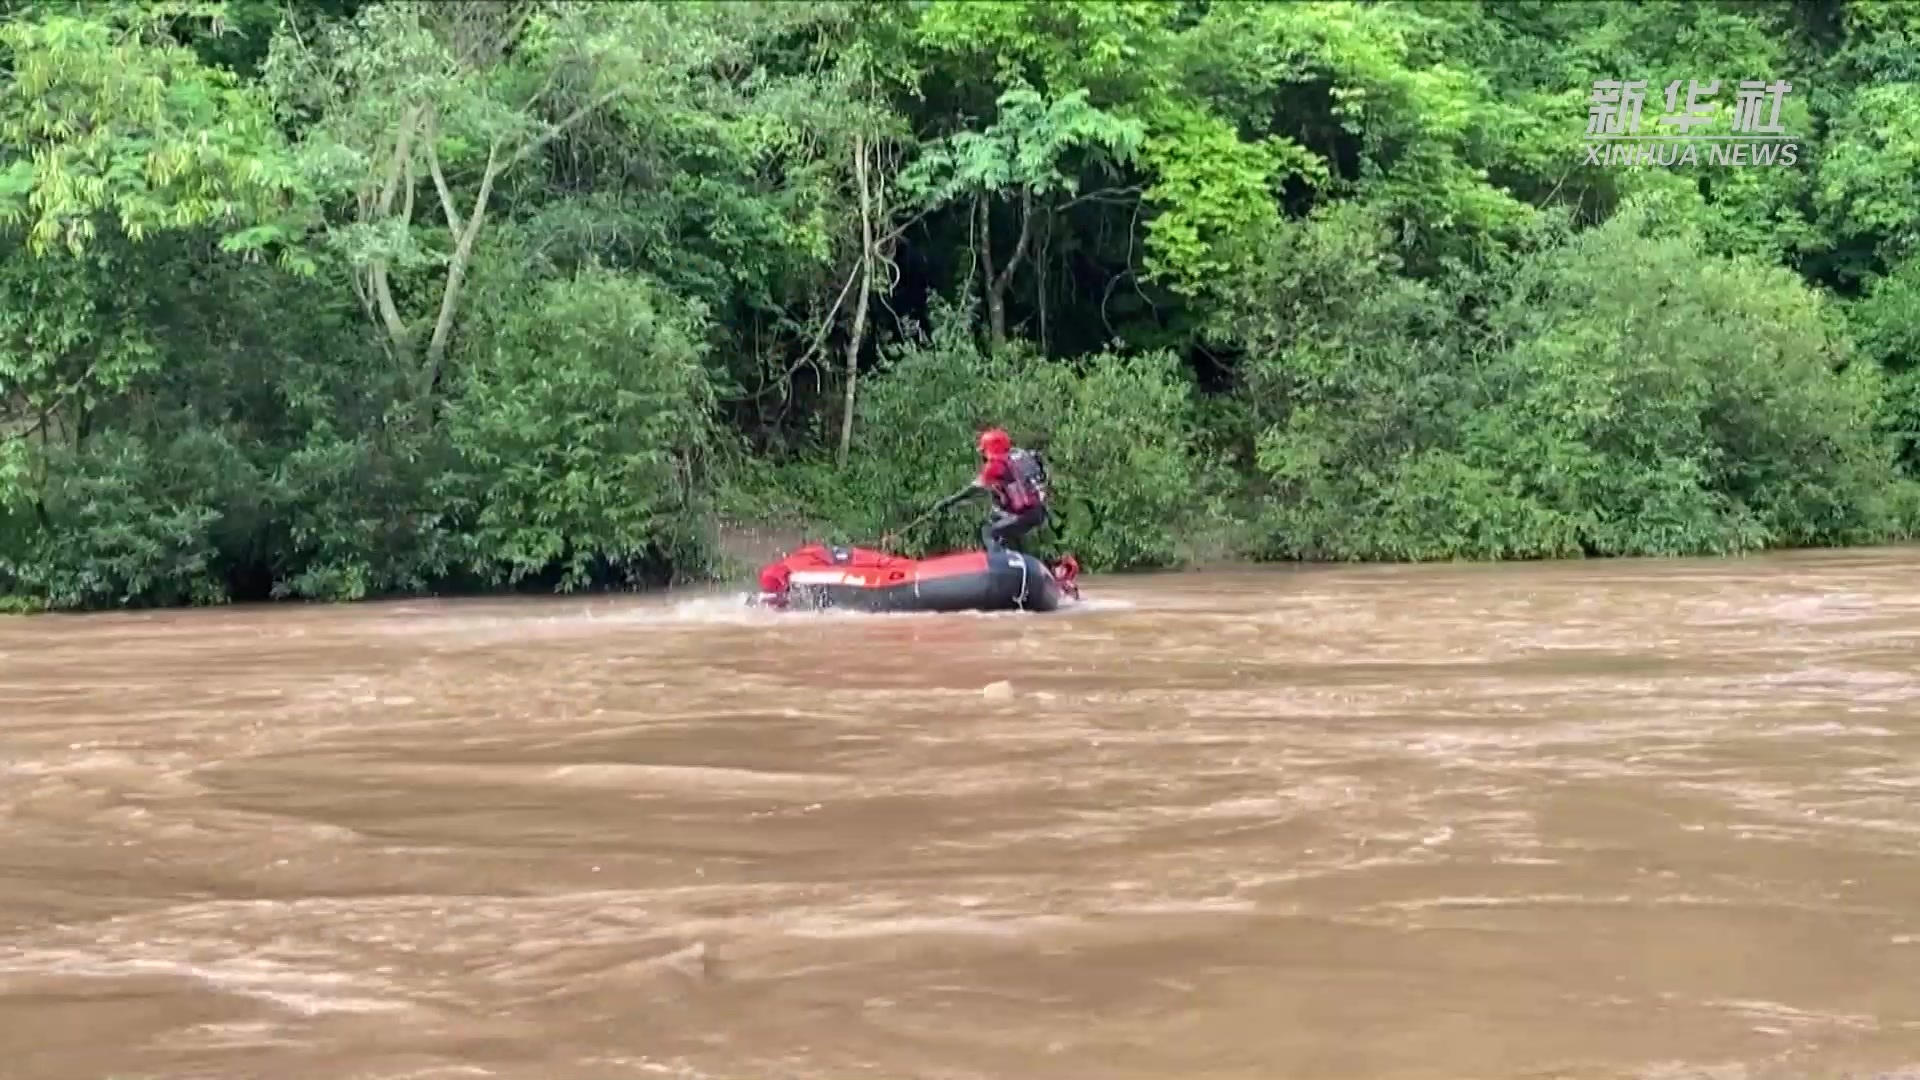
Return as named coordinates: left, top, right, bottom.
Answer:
left=750, top=543, right=1081, bottom=614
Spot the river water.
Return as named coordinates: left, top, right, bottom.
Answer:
left=5, top=549, right=1920, bottom=1079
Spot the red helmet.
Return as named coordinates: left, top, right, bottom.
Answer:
left=977, top=427, right=1011, bottom=456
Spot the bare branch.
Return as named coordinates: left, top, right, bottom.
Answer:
left=400, top=149, right=417, bottom=229
left=370, top=264, right=410, bottom=351
left=837, top=129, right=875, bottom=470
left=1038, top=206, right=1050, bottom=354
left=502, top=86, right=627, bottom=174
left=876, top=203, right=936, bottom=248
left=751, top=252, right=861, bottom=400
left=1059, top=185, right=1143, bottom=212
left=424, top=116, right=464, bottom=236
left=520, top=44, right=570, bottom=120
left=421, top=142, right=503, bottom=397
left=995, top=188, right=1035, bottom=293
left=500, top=1, right=534, bottom=57
left=1537, top=165, right=1572, bottom=209
left=368, top=105, right=427, bottom=353
left=977, top=193, right=995, bottom=296
left=437, top=0, right=534, bottom=70
left=377, top=106, right=424, bottom=219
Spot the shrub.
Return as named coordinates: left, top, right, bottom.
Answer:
left=744, top=299, right=1212, bottom=570
left=440, top=268, right=723, bottom=590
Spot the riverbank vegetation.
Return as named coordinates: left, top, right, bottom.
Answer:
left=6, top=0, right=1920, bottom=610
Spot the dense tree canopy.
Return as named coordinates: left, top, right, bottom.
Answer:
left=4, top=0, right=1920, bottom=610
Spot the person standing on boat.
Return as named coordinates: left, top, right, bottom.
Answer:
left=890, top=427, right=1052, bottom=553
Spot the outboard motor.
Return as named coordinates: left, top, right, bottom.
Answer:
left=1050, top=555, right=1082, bottom=601
left=750, top=562, right=791, bottom=609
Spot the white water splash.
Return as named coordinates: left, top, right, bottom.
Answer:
left=653, top=590, right=1126, bottom=623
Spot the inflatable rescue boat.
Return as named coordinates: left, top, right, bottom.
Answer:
left=751, top=543, right=1080, bottom=614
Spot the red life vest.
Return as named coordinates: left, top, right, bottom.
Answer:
left=997, top=448, right=1049, bottom=512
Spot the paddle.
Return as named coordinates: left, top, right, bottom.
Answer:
left=878, top=493, right=963, bottom=550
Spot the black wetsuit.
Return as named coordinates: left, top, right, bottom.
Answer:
left=983, top=504, right=1047, bottom=551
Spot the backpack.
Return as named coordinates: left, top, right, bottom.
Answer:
left=1002, top=447, right=1050, bottom=512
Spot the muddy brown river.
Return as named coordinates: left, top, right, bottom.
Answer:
left=5, top=550, right=1920, bottom=1079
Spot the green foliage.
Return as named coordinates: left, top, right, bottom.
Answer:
left=1047, top=347, right=1221, bottom=568
left=1136, top=100, right=1310, bottom=305
left=1814, top=83, right=1920, bottom=277
left=1242, top=200, right=1904, bottom=561
left=440, top=268, right=722, bottom=590
left=749, top=298, right=1207, bottom=570
left=0, top=249, right=163, bottom=442
left=1, top=429, right=243, bottom=609
left=0, top=3, right=307, bottom=264
left=1484, top=206, right=1896, bottom=554
left=7, top=0, right=1920, bottom=613
left=900, top=86, right=1146, bottom=208
left=1234, top=200, right=1499, bottom=558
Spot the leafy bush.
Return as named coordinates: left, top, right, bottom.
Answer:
left=1231, top=200, right=1493, bottom=558
left=440, top=268, right=724, bottom=590
left=1475, top=203, right=1902, bottom=555
left=0, top=430, right=245, bottom=609
left=1237, top=199, right=1905, bottom=560
left=740, top=298, right=1213, bottom=570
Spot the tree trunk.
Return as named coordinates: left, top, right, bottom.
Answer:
left=837, top=130, right=875, bottom=471
left=368, top=104, right=427, bottom=365
left=977, top=190, right=1034, bottom=353
left=420, top=143, right=502, bottom=403
left=977, top=194, right=1004, bottom=351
